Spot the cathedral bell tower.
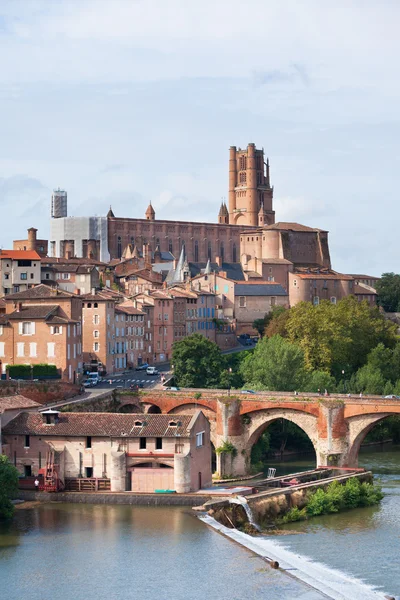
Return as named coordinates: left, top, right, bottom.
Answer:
left=228, top=143, right=275, bottom=227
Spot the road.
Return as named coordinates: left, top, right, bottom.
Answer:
left=96, top=366, right=171, bottom=390
left=92, top=344, right=252, bottom=390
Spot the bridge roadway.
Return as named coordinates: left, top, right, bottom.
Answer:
left=127, top=389, right=400, bottom=477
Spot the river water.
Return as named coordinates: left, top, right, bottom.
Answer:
left=0, top=446, right=398, bottom=600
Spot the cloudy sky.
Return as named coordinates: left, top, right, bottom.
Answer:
left=0, top=0, right=399, bottom=275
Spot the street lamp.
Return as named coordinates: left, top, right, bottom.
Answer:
left=342, top=369, right=346, bottom=393
left=228, top=367, right=232, bottom=397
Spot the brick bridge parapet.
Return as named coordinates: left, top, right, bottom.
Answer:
left=129, top=389, right=400, bottom=477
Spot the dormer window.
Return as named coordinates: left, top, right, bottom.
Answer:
left=169, top=421, right=177, bottom=427
left=134, top=420, right=143, bottom=427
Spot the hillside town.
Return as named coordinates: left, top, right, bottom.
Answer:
left=0, top=144, right=379, bottom=383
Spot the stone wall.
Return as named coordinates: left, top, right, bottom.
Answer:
left=17, top=489, right=212, bottom=506
left=0, top=380, right=80, bottom=404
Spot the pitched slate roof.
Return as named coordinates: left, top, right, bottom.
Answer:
left=235, top=283, right=287, bottom=296
left=3, top=412, right=198, bottom=438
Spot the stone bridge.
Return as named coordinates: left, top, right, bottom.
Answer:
left=125, top=389, right=400, bottom=476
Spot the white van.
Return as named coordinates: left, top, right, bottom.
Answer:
left=88, top=372, right=101, bottom=385
left=146, top=366, right=159, bottom=376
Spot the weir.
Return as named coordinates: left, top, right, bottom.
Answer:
left=229, top=496, right=260, bottom=531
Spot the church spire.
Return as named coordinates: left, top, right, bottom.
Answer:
left=145, top=201, right=155, bottom=221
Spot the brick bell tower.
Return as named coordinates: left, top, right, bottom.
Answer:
left=228, top=143, right=275, bottom=227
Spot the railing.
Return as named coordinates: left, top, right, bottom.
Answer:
left=64, top=478, right=111, bottom=492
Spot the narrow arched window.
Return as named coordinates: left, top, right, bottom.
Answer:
left=232, top=243, right=237, bottom=263
left=207, top=241, right=212, bottom=260
left=117, top=236, right=122, bottom=259
left=194, top=240, right=199, bottom=262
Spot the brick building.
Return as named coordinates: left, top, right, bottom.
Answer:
left=3, top=410, right=212, bottom=493
left=13, top=227, right=48, bottom=258
left=81, top=292, right=115, bottom=375
left=0, top=285, right=82, bottom=382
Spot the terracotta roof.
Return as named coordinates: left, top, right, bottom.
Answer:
left=3, top=412, right=198, bottom=438
left=261, top=258, right=293, bottom=265
left=6, top=284, right=73, bottom=300
left=7, top=305, right=59, bottom=320
left=0, top=250, right=41, bottom=260
left=266, top=222, right=326, bottom=233
left=115, top=305, right=145, bottom=315
left=41, top=257, right=106, bottom=266
left=354, top=283, right=377, bottom=295
left=294, top=273, right=353, bottom=280
left=348, top=274, right=380, bottom=280
left=0, top=395, right=40, bottom=414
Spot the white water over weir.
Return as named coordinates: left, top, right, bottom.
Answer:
left=229, top=496, right=261, bottom=532
left=200, top=515, right=392, bottom=600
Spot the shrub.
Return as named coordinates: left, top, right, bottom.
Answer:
left=306, top=488, right=331, bottom=516
left=8, top=364, right=31, bottom=378
left=342, top=477, right=361, bottom=508
left=279, top=506, right=307, bottom=524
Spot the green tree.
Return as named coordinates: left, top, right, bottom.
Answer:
left=285, top=297, right=397, bottom=376
left=171, top=334, right=223, bottom=388
left=366, top=343, right=394, bottom=382
left=0, top=455, right=19, bottom=520
left=351, top=365, right=386, bottom=395
left=376, top=272, right=400, bottom=312
left=240, top=335, right=305, bottom=391
left=265, top=308, right=290, bottom=338
left=302, top=370, right=336, bottom=393
left=253, top=307, right=287, bottom=337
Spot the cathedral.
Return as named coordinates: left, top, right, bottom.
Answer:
left=50, top=143, right=274, bottom=264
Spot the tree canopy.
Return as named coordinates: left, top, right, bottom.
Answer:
left=376, top=272, right=400, bottom=312
left=172, top=334, right=224, bottom=388
left=0, top=455, right=19, bottom=520
left=240, top=335, right=305, bottom=391
left=283, top=297, right=396, bottom=376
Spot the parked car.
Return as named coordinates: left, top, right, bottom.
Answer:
left=87, top=373, right=101, bottom=385
left=146, top=366, right=159, bottom=376
left=241, top=389, right=256, bottom=394
left=136, top=363, right=149, bottom=371
left=165, top=386, right=180, bottom=391
left=384, top=395, right=400, bottom=399
left=83, top=379, right=95, bottom=388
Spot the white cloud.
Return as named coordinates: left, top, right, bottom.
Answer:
left=0, top=1, right=398, bottom=275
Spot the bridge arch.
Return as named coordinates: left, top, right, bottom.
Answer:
left=346, top=412, right=393, bottom=466
left=167, top=402, right=216, bottom=417
left=168, top=403, right=217, bottom=447
left=244, top=409, right=319, bottom=464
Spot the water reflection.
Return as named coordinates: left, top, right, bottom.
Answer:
left=0, top=503, right=328, bottom=600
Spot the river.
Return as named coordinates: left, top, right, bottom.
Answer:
left=0, top=446, right=398, bottom=600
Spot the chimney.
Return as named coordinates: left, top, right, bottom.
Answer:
left=27, top=227, right=38, bottom=251
left=91, top=287, right=96, bottom=296
left=41, top=409, right=60, bottom=425
left=215, top=255, right=222, bottom=267
left=75, top=289, right=81, bottom=295
left=17, top=302, right=23, bottom=312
